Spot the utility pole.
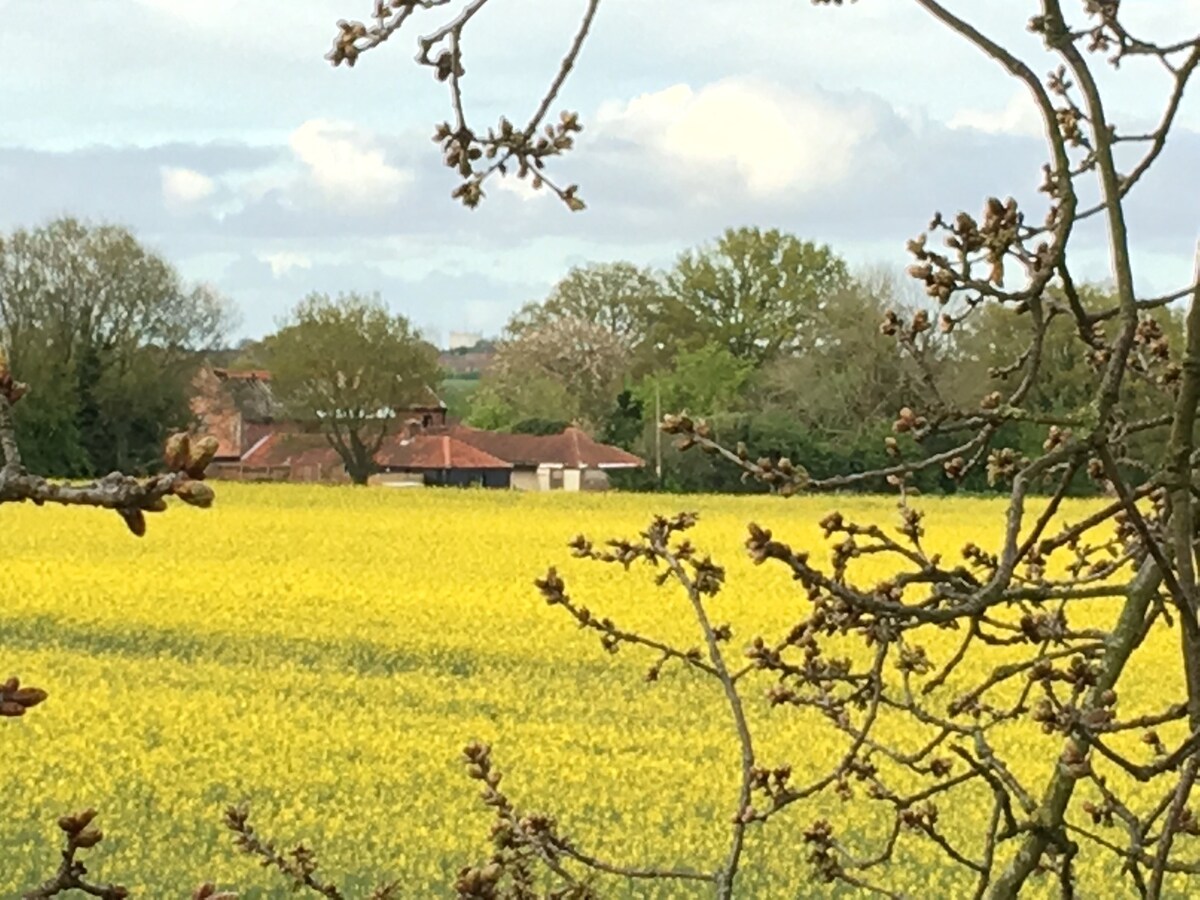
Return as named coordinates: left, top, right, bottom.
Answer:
left=654, top=376, right=662, bottom=488
left=653, top=341, right=666, bottom=490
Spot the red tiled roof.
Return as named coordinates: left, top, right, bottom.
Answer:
left=241, top=432, right=331, bottom=468
left=240, top=430, right=511, bottom=471
left=378, top=434, right=511, bottom=470
left=448, top=425, right=643, bottom=468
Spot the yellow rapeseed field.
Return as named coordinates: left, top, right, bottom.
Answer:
left=0, top=485, right=1190, bottom=897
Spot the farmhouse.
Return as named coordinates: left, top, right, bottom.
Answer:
left=190, top=366, right=642, bottom=490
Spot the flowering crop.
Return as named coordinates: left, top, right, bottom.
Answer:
left=0, top=486, right=1186, bottom=896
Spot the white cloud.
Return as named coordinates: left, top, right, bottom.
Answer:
left=594, top=78, right=875, bottom=196
left=288, top=119, right=413, bottom=210
left=161, top=165, right=216, bottom=208
left=259, top=251, right=313, bottom=277
left=948, top=90, right=1044, bottom=138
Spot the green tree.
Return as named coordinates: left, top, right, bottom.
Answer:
left=0, top=218, right=231, bottom=475
left=634, top=343, right=755, bottom=427
left=467, top=372, right=575, bottom=432
left=266, top=292, right=439, bottom=485
left=663, top=227, right=854, bottom=365
left=949, top=284, right=1183, bottom=417
left=619, top=343, right=755, bottom=490
left=509, top=261, right=663, bottom=347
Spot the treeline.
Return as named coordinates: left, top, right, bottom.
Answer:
left=0, top=219, right=232, bottom=476
left=3, top=217, right=1179, bottom=493
left=466, top=226, right=1182, bottom=494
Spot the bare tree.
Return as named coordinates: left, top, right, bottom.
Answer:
left=479, top=315, right=632, bottom=431
left=327, top=1, right=1200, bottom=897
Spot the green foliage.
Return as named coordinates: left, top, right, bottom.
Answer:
left=265, top=292, right=440, bottom=484
left=466, top=373, right=577, bottom=431
left=507, top=261, right=664, bottom=349
left=220, top=337, right=270, bottom=372
left=477, top=232, right=858, bottom=448
left=8, top=373, right=90, bottom=476
left=662, top=227, right=854, bottom=365
left=469, top=262, right=664, bottom=436
left=949, top=287, right=1182, bottom=484
left=643, top=281, right=1169, bottom=497
left=0, top=218, right=231, bottom=476
left=438, top=376, right=481, bottom=420
left=600, top=389, right=645, bottom=450
left=750, top=274, right=933, bottom=440
left=633, top=343, right=756, bottom=420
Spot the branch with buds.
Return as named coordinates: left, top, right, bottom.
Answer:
left=0, top=352, right=219, bottom=537
left=0, top=676, right=48, bottom=718
left=22, top=810, right=131, bottom=900
left=328, top=0, right=598, bottom=210
left=19, top=804, right=408, bottom=899
left=441, top=6, right=1200, bottom=893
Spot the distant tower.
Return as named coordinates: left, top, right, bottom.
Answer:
left=448, top=330, right=483, bottom=351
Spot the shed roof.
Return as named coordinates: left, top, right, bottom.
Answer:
left=240, top=432, right=329, bottom=468
left=378, top=434, right=511, bottom=470
left=448, top=425, right=643, bottom=469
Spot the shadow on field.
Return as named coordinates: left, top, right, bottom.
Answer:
left=0, top=614, right=479, bottom=679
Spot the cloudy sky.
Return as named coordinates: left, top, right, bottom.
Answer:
left=1, top=1, right=1197, bottom=345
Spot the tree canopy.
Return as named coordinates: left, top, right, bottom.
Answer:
left=663, top=227, right=854, bottom=365
left=470, top=313, right=630, bottom=432
left=0, top=217, right=232, bottom=475
left=266, top=292, right=439, bottom=484
left=508, top=261, right=663, bottom=348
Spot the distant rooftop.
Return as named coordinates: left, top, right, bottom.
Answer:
left=212, top=367, right=272, bottom=382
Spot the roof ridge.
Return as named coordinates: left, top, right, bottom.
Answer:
left=569, top=426, right=582, bottom=467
